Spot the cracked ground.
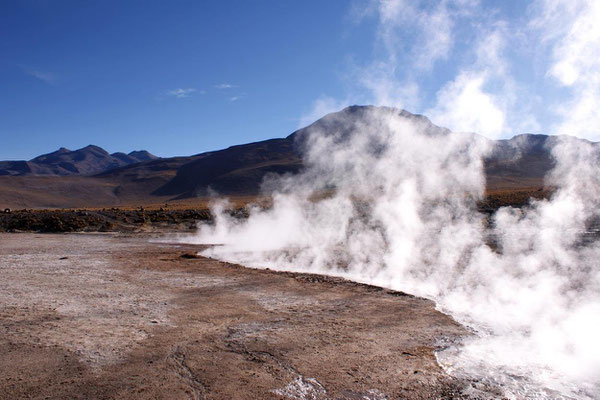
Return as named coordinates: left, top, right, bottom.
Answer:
left=0, top=233, right=498, bottom=399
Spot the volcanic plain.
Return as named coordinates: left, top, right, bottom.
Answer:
left=0, top=231, right=505, bottom=400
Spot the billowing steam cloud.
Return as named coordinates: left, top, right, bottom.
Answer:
left=180, top=0, right=600, bottom=397
left=437, top=135, right=600, bottom=399
left=183, top=106, right=600, bottom=399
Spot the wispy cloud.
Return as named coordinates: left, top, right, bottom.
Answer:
left=21, top=66, right=57, bottom=85
left=344, top=0, right=480, bottom=111
left=426, top=26, right=515, bottom=138
left=531, top=0, right=600, bottom=139
left=214, top=83, right=237, bottom=89
left=166, top=88, right=197, bottom=98
left=320, top=0, right=535, bottom=139
left=229, top=95, right=243, bottom=102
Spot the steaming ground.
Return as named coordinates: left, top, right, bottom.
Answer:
left=184, top=107, right=600, bottom=399
left=0, top=233, right=488, bottom=399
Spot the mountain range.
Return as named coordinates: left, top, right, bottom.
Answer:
left=0, top=105, right=586, bottom=208
left=0, top=145, right=156, bottom=176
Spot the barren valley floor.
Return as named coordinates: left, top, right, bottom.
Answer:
left=0, top=233, right=496, bottom=399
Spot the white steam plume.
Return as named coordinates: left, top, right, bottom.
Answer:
left=180, top=1, right=600, bottom=397
left=183, top=106, right=600, bottom=399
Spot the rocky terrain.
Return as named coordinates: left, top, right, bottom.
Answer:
left=0, top=208, right=213, bottom=233
left=0, top=188, right=551, bottom=234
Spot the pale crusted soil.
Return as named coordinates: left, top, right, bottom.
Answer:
left=0, top=233, right=496, bottom=399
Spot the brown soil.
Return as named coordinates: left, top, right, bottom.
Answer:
left=479, top=187, right=553, bottom=213
left=0, top=233, right=500, bottom=399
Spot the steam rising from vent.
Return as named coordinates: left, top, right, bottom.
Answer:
left=182, top=107, right=600, bottom=399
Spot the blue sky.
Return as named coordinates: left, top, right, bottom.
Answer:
left=2, top=0, right=599, bottom=159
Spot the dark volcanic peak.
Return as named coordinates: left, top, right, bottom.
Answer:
left=32, top=145, right=109, bottom=164
left=0, top=160, right=32, bottom=176
left=127, top=150, right=157, bottom=162
left=484, top=133, right=599, bottom=186
left=155, top=106, right=453, bottom=198
left=109, top=150, right=157, bottom=165
left=110, top=152, right=137, bottom=164
left=341, top=105, right=434, bottom=125
left=287, top=105, right=449, bottom=148
left=154, top=138, right=301, bottom=198
left=1, top=145, right=157, bottom=177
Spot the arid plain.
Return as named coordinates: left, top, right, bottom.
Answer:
left=0, top=232, right=505, bottom=399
